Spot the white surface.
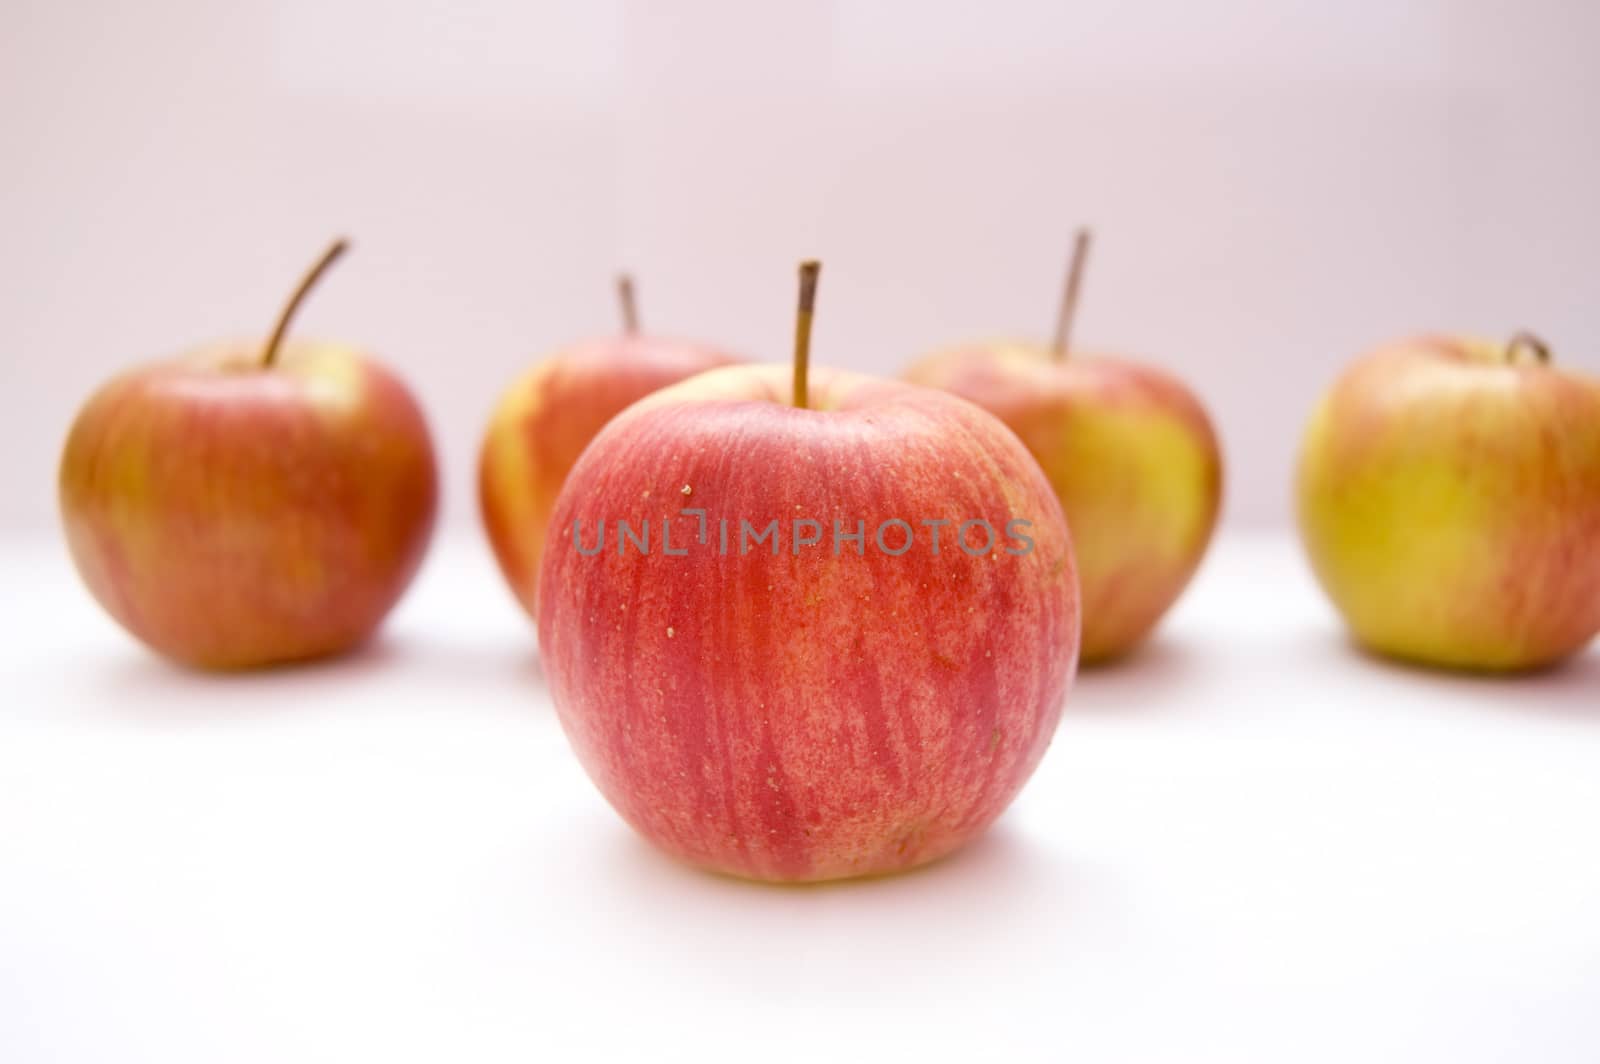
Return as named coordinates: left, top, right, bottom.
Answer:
left=2, top=532, right=1597, bottom=1063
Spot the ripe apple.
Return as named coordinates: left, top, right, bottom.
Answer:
left=1296, top=332, right=1600, bottom=671
left=59, top=239, right=438, bottom=669
left=904, top=230, right=1222, bottom=663
left=537, top=262, right=1081, bottom=883
left=478, top=275, right=739, bottom=620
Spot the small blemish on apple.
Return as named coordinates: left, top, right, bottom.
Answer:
left=666, top=626, right=675, bottom=638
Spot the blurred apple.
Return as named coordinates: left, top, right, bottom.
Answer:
left=538, top=262, right=1080, bottom=882
left=59, top=239, right=438, bottom=669
left=479, top=275, right=738, bottom=620
left=905, top=230, right=1222, bottom=663
left=1297, top=332, right=1600, bottom=671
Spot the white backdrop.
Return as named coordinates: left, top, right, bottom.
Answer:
left=3, top=0, right=1597, bottom=532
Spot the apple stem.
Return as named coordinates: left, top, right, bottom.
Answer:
left=262, top=238, right=350, bottom=368
left=1051, top=227, right=1092, bottom=362
left=1505, top=331, right=1551, bottom=366
left=617, top=273, right=639, bottom=334
left=793, top=260, right=820, bottom=409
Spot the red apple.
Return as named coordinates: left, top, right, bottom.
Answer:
left=537, top=262, right=1081, bottom=882
left=479, top=275, right=739, bottom=620
left=59, top=239, right=438, bottom=669
left=905, top=230, right=1222, bottom=663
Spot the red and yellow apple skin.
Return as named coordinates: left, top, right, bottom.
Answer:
left=479, top=337, right=738, bottom=620
left=905, top=344, right=1222, bottom=663
left=59, top=341, right=438, bottom=670
left=1296, top=335, right=1600, bottom=671
left=537, top=365, right=1080, bottom=883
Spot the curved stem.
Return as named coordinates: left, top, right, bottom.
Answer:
left=1051, top=227, right=1092, bottom=362
left=793, top=260, right=820, bottom=409
left=617, top=273, right=639, bottom=334
left=262, top=238, right=350, bottom=368
left=1505, top=330, right=1551, bottom=366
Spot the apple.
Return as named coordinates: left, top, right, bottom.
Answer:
left=478, top=275, right=739, bottom=620
left=1296, top=332, right=1600, bottom=671
left=904, top=230, right=1222, bottom=663
left=59, top=239, right=438, bottom=669
left=537, top=261, right=1081, bottom=883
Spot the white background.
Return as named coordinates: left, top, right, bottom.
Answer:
left=4, top=0, right=1599, bottom=531
left=4, top=3, right=1599, bottom=1060
left=3, top=534, right=1598, bottom=1062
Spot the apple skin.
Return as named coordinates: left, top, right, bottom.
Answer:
left=59, top=340, right=438, bottom=669
left=537, top=365, right=1080, bottom=882
left=1296, top=335, right=1600, bottom=671
left=905, top=344, right=1222, bottom=663
left=479, top=336, right=738, bottom=619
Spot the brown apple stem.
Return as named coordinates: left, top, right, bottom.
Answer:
left=1505, top=330, right=1551, bottom=366
left=1051, top=227, right=1092, bottom=362
left=617, top=273, right=639, bottom=334
left=262, top=238, right=350, bottom=368
left=793, top=260, right=820, bottom=409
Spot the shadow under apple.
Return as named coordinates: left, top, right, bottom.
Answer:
left=1344, top=638, right=1600, bottom=721
left=1067, top=636, right=1208, bottom=714
left=76, top=634, right=417, bottom=721
left=1287, top=623, right=1600, bottom=722
left=479, top=814, right=1118, bottom=1005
